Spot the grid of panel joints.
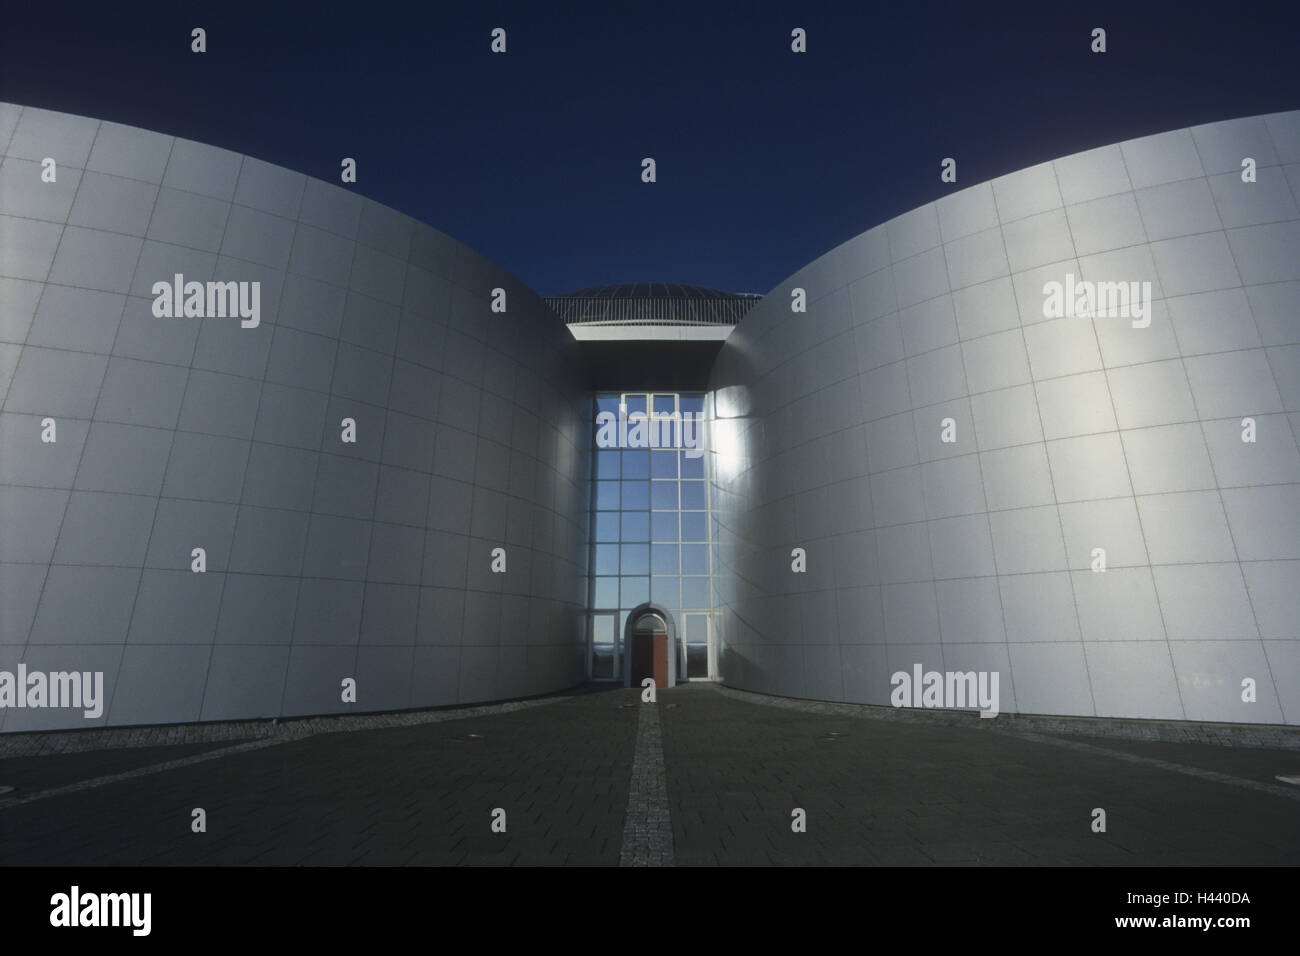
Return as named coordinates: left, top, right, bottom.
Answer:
left=0, top=104, right=589, bottom=727
left=704, top=112, right=1300, bottom=721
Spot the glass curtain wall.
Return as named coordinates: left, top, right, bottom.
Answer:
left=587, top=392, right=713, bottom=679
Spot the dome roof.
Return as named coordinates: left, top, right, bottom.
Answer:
left=544, top=282, right=761, bottom=325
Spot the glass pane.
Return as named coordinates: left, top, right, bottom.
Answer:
left=593, top=577, right=619, bottom=608
left=680, top=395, right=705, bottom=415
left=621, top=480, right=649, bottom=510
left=650, top=414, right=679, bottom=449
left=685, top=614, right=708, bottom=642
left=593, top=543, right=619, bottom=575
left=595, top=512, right=620, bottom=542
left=592, top=615, right=615, bottom=644
left=651, top=542, right=679, bottom=574
left=633, top=611, right=668, bottom=634
left=686, top=643, right=708, bottom=679
left=595, top=480, right=620, bottom=510
left=621, top=511, right=650, bottom=541
left=595, top=395, right=622, bottom=418
left=681, top=512, right=708, bottom=541
left=680, top=480, right=706, bottom=509
left=652, top=394, right=676, bottom=415
left=680, top=453, right=705, bottom=478
left=595, top=449, right=620, bottom=478
left=622, top=394, right=647, bottom=416
left=620, top=543, right=649, bottom=575
left=651, top=481, right=678, bottom=510
left=651, top=575, right=680, bottom=607
left=682, top=419, right=706, bottom=455
left=621, top=576, right=649, bottom=607
left=681, top=577, right=710, bottom=609
left=622, top=449, right=650, bottom=478
left=592, top=644, right=614, bottom=679
left=681, top=543, right=708, bottom=574
left=651, top=511, right=679, bottom=541
left=652, top=450, right=678, bottom=478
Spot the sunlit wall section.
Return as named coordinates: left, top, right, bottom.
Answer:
left=708, top=110, right=1300, bottom=723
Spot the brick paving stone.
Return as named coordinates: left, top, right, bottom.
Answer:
left=0, top=688, right=639, bottom=866
left=1, top=682, right=1298, bottom=865
left=0, top=741, right=248, bottom=794
left=658, top=684, right=1300, bottom=867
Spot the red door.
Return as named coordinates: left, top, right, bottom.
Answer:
left=630, top=613, right=670, bottom=687
left=652, top=633, right=668, bottom=688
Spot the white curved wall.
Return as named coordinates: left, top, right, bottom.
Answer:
left=0, top=104, right=590, bottom=731
left=4, top=102, right=1297, bottom=730
left=709, top=110, right=1300, bottom=723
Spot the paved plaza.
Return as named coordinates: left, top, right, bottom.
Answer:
left=2, top=683, right=1298, bottom=866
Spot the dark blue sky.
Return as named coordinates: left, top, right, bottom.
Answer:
left=2, top=1, right=1298, bottom=295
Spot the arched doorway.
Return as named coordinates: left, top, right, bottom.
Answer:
left=623, top=602, right=679, bottom=689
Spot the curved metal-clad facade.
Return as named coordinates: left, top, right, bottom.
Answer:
left=708, top=111, right=1300, bottom=723
left=4, top=102, right=1298, bottom=732
left=0, top=104, right=590, bottom=731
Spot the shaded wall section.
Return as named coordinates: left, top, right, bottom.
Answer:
left=708, top=111, right=1300, bottom=723
left=0, top=104, right=590, bottom=731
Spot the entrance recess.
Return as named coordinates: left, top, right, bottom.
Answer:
left=623, top=601, right=679, bottom=688
left=631, top=612, right=668, bottom=689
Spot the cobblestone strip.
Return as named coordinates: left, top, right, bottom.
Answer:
left=0, top=694, right=571, bottom=758
left=618, top=703, right=674, bottom=867
left=714, top=685, right=1300, bottom=750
